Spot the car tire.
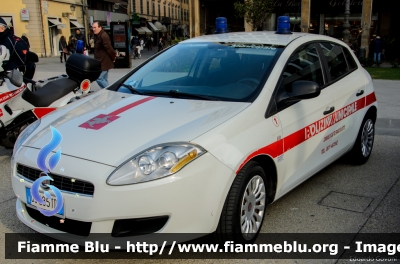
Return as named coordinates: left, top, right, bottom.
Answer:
left=347, top=114, right=375, bottom=165
left=215, top=161, right=267, bottom=244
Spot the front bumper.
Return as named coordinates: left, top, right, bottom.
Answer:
left=12, top=146, right=235, bottom=244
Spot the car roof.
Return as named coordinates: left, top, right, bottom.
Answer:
left=183, top=31, right=309, bottom=46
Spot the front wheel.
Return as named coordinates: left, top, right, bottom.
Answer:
left=347, top=115, right=375, bottom=165
left=215, top=161, right=267, bottom=244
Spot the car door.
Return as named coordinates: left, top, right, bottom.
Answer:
left=271, top=43, right=338, bottom=198
left=318, top=42, right=367, bottom=156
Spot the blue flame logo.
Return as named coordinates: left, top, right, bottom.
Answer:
left=31, top=126, right=64, bottom=217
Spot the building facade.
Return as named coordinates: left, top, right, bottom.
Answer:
left=193, top=0, right=399, bottom=60
left=0, top=0, right=87, bottom=57
left=130, top=0, right=190, bottom=39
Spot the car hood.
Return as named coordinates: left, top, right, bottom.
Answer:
left=24, top=90, right=250, bottom=166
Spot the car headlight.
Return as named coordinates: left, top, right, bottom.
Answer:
left=13, top=119, right=41, bottom=155
left=107, top=143, right=206, bottom=185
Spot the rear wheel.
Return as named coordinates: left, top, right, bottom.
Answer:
left=215, top=161, right=267, bottom=244
left=347, top=115, right=375, bottom=165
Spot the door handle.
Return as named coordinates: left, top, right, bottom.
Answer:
left=356, top=90, right=364, bottom=96
left=323, top=106, right=335, bottom=115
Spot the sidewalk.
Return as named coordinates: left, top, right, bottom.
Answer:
left=34, top=48, right=159, bottom=91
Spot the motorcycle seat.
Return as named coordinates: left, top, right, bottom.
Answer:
left=22, top=78, right=78, bottom=107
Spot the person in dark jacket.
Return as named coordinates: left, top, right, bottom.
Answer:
left=68, top=35, right=76, bottom=53
left=21, top=33, right=30, bottom=48
left=92, top=21, right=116, bottom=88
left=158, top=37, right=164, bottom=52
left=130, top=36, right=141, bottom=58
left=373, top=36, right=382, bottom=63
left=59, top=36, right=68, bottom=63
left=0, top=17, right=29, bottom=73
left=75, top=29, right=87, bottom=49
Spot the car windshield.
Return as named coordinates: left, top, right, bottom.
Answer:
left=117, top=42, right=283, bottom=102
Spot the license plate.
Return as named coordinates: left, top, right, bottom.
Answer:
left=26, top=187, right=64, bottom=216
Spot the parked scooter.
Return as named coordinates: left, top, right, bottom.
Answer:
left=0, top=48, right=102, bottom=149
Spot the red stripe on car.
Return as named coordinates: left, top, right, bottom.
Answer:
left=32, top=108, right=57, bottom=119
left=79, top=96, right=156, bottom=130
left=236, top=92, right=377, bottom=173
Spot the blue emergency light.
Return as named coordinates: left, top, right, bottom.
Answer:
left=76, top=40, right=85, bottom=54
left=214, top=17, right=228, bottom=34
left=276, top=16, right=292, bottom=34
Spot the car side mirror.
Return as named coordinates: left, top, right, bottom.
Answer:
left=287, top=80, right=321, bottom=101
left=6, top=69, right=23, bottom=87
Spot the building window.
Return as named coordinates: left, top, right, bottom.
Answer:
left=140, top=0, right=143, bottom=14
left=158, top=3, right=160, bottom=17
left=147, top=1, right=150, bottom=14
left=172, top=6, right=174, bottom=19
left=164, top=4, right=166, bottom=17
left=169, top=5, right=171, bottom=18
left=152, top=2, right=155, bottom=16
left=133, top=0, right=137, bottom=13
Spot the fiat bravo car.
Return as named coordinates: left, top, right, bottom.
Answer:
left=11, top=30, right=376, bottom=244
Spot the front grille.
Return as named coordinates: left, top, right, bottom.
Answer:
left=17, top=164, right=95, bottom=196
left=26, top=206, right=92, bottom=237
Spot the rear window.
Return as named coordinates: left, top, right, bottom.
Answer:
left=342, top=46, right=358, bottom=70
left=319, top=42, right=349, bottom=81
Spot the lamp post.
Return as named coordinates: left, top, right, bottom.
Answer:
left=342, top=0, right=350, bottom=45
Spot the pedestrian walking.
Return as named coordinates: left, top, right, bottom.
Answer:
left=373, top=36, right=382, bottom=63
left=75, top=29, right=87, bottom=49
left=68, top=35, right=76, bottom=53
left=92, top=21, right=117, bottom=89
left=158, top=37, right=164, bottom=52
left=130, top=36, right=141, bottom=58
left=146, top=36, right=152, bottom=50
left=59, top=35, right=68, bottom=63
left=140, top=38, right=144, bottom=53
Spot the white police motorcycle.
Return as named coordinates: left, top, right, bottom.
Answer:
left=0, top=45, right=101, bottom=148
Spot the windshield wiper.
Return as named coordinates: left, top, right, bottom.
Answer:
left=120, top=84, right=145, bottom=95
left=145, top=90, right=219, bottom=101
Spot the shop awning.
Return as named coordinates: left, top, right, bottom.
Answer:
left=134, top=27, right=145, bottom=34
left=0, top=16, right=12, bottom=27
left=160, top=25, right=168, bottom=33
left=48, top=17, right=66, bottom=29
left=70, top=19, right=84, bottom=29
left=141, top=27, right=152, bottom=35
left=148, top=22, right=159, bottom=32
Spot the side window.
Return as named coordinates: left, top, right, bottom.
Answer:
left=283, top=43, right=324, bottom=92
left=342, top=46, right=358, bottom=70
left=319, top=42, right=349, bottom=81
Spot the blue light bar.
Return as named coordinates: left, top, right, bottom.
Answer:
left=276, top=16, right=292, bottom=34
left=76, top=40, right=85, bottom=54
left=214, top=17, right=228, bottom=34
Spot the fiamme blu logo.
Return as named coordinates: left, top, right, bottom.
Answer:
left=30, top=126, right=64, bottom=217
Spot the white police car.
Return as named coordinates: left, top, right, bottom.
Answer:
left=11, top=19, right=376, bottom=244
